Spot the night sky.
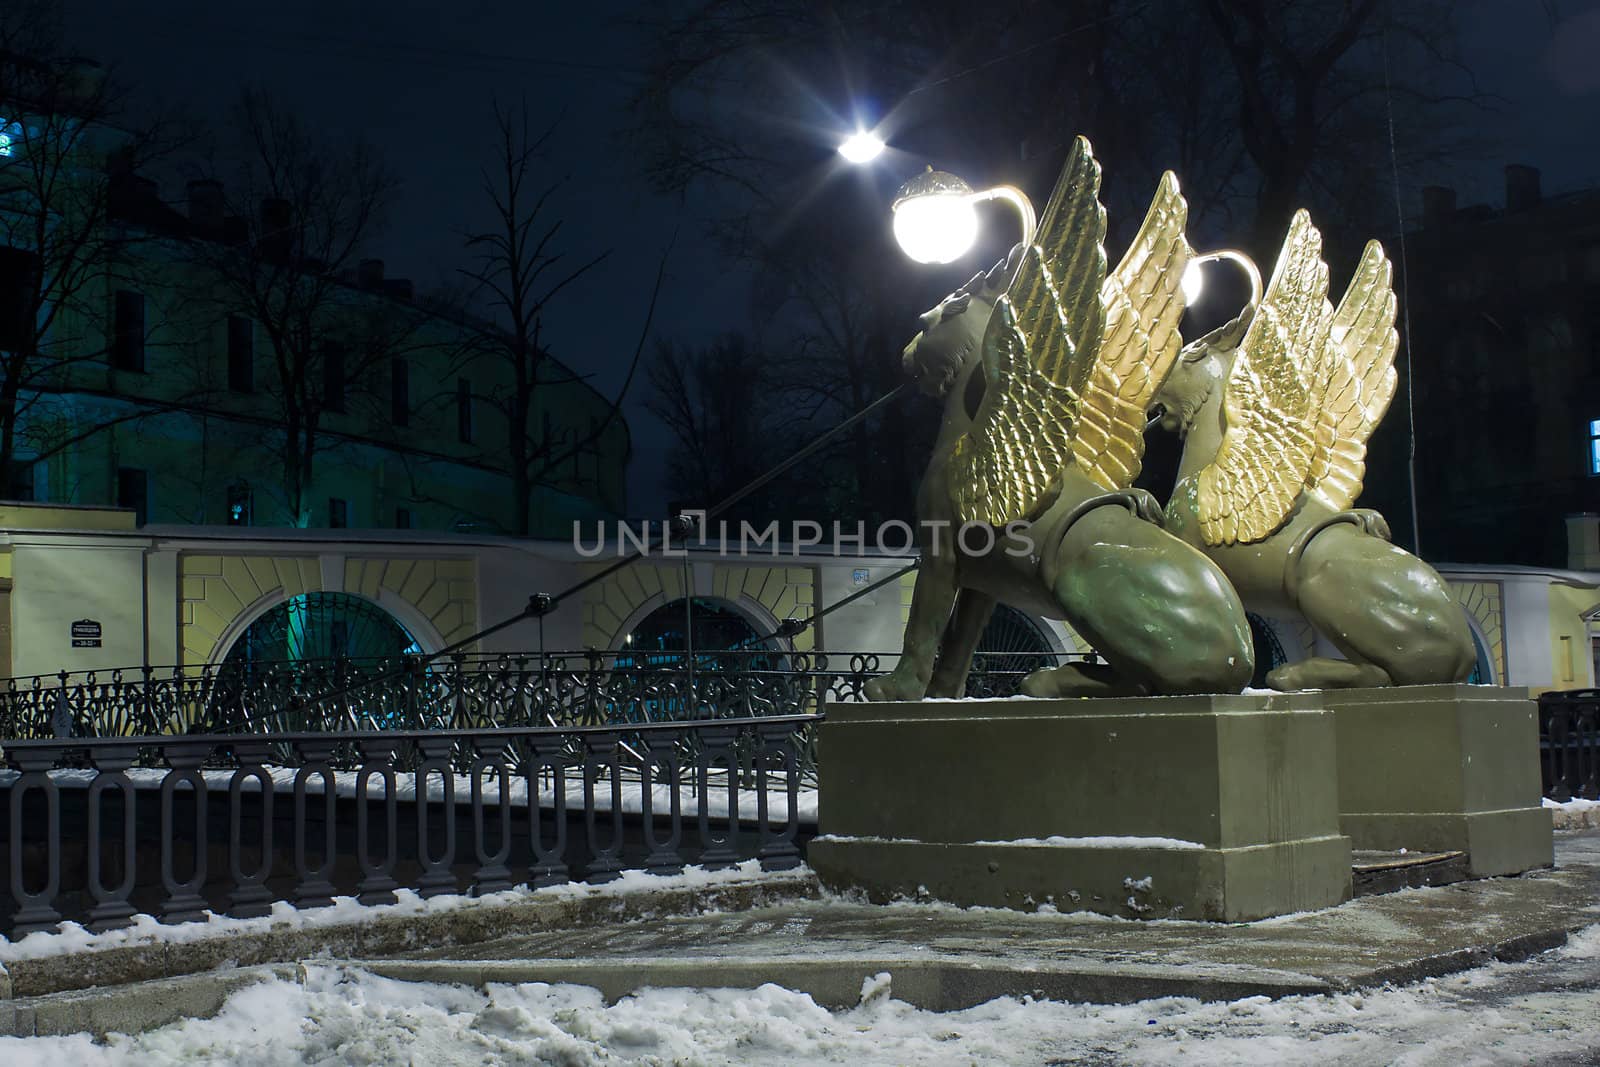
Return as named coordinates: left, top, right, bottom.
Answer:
left=60, top=0, right=1600, bottom=518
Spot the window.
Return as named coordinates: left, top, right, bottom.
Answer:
left=322, top=343, right=346, bottom=413
left=5, top=459, right=34, bottom=501
left=457, top=377, right=473, bottom=444
left=112, top=290, right=145, bottom=372
left=226, top=483, right=253, bottom=526
left=0, top=246, right=38, bottom=352
left=328, top=497, right=348, bottom=528
left=117, top=467, right=148, bottom=525
left=395, top=507, right=412, bottom=529
left=1588, top=420, right=1600, bottom=476
left=391, top=358, right=409, bottom=427
left=227, top=316, right=254, bottom=392
left=0, top=118, right=20, bottom=158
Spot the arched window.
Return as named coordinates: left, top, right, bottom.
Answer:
left=618, top=597, right=779, bottom=669
left=1246, top=613, right=1288, bottom=689
left=967, top=604, right=1058, bottom=696
left=223, top=592, right=421, bottom=668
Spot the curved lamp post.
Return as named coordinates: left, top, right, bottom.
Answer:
left=1181, top=248, right=1263, bottom=311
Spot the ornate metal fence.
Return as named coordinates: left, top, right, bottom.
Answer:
left=1538, top=689, right=1600, bottom=802
left=0, top=648, right=1081, bottom=740
left=0, top=717, right=817, bottom=937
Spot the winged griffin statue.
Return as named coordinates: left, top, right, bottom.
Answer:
left=864, top=137, right=1255, bottom=700
left=1148, top=211, right=1475, bottom=689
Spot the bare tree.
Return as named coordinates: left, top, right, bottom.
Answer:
left=647, top=334, right=781, bottom=510
left=190, top=89, right=411, bottom=526
left=0, top=5, right=188, bottom=498
left=450, top=100, right=641, bottom=535
left=1201, top=0, right=1483, bottom=258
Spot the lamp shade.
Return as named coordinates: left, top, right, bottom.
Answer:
left=891, top=169, right=979, bottom=265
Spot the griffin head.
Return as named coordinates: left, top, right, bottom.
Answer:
left=901, top=249, right=1019, bottom=398
left=1151, top=307, right=1254, bottom=437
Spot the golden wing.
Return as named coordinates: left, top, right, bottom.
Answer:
left=1197, top=210, right=1332, bottom=546
left=949, top=136, right=1107, bottom=526
left=1303, top=240, right=1399, bottom=510
left=1072, top=172, right=1191, bottom=490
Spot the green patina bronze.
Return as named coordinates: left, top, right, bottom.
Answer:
left=1150, top=220, right=1475, bottom=690
left=865, top=252, right=1253, bottom=701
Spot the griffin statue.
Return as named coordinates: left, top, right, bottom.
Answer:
left=1149, top=211, right=1475, bottom=689
left=864, top=137, right=1255, bottom=701
left=868, top=137, right=1475, bottom=700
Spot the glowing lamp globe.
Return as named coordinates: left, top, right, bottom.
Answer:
left=892, top=169, right=980, bottom=265
left=1181, top=260, right=1205, bottom=305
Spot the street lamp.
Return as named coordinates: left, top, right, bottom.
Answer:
left=890, top=167, right=1037, bottom=265
left=1181, top=249, right=1263, bottom=310
left=838, top=129, right=886, bottom=164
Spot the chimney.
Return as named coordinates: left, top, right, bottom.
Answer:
left=259, top=197, right=292, bottom=261
left=1505, top=164, right=1541, bottom=212
left=186, top=179, right=224, bottom=234
left=1420, top=185, right=1456, bottom=228
left=358, top=258, right=385, bottom=289
left=383, top=278, right=414, bottom=301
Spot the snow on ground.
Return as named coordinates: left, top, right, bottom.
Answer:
left=0, top=767, right=818, bottom=824
left=3, top=925, right=1598, bottom=1066
left=1546, top=796, right=1600, bottom=830
left=0, top=860, right=772, bottom=964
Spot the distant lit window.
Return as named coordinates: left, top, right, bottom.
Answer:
left=227, top=483, right=252, bottom=526
left=1589, top=420, right=1600, bottom=476
left=0, top=119, right=19, bottom=158
left=328, top=497, right=348, bottom=528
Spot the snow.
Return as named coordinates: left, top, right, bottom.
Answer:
left=816, top=833, right=1206, bottom=850
left=0, top=767, right=817, bottom=825
left=975, top=835, right=1206, bottom=850
left=3, top=925, right=1598, bottom=1065
left=1545, top=796, right=1600, bottom=830
left=0, top=860, right=774, bottom=964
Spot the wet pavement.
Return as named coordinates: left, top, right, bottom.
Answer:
left=350, top=832, right=1600, bottom=1010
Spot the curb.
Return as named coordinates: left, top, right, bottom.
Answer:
left=1, top=964, right=305, bottom=1039
left=0, top=869, right=820, bottom=1009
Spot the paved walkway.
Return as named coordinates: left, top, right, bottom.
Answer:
left=361, top=832, right=1600, bottom=1011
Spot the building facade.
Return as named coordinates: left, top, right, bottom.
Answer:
left=1, top=60, right=628, bottom=539
left=0, top=504, right=1548, bottom=699
left=1367, top=164, right=1600, bottom=567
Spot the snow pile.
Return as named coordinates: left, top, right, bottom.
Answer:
left=0, top=767, right=818, bottom=824
left=3, top=926, right=1599, bottom=1065
left=1544, top=796, right=1600, bottom=830
left=974, top=835, right=1206, bottom=850
left=0, top=860, right=776, bottom=963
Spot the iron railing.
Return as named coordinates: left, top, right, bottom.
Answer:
left=1537, top=689, right=1600, bottom=802
left=0, top=648, right=1081, bottom=740
left=0, top=716, right=817, bottom=937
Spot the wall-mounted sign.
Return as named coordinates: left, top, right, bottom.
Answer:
left=852, top=569, right=870, bottom=585
left=71, top=618, right=102, bottom=648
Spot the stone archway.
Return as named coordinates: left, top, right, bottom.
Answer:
left=219, top=591, right=422, bottom=666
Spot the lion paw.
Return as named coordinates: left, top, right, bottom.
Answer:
left=864, top=670, right=928, bottom=702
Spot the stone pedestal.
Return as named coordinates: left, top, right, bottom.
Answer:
left=1316, top=684, right=1554, bottom=877
left=808, top=695, right=1352, bottom=922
